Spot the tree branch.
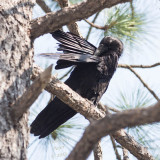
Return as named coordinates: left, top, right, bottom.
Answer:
left=57, top=0, right=81, bottom=36
left=110, top=136, right=121, bottom=160
left=30, top=0, right=129, bottom=39
left=31, top=64, right=153, bottom=160
left=11, top=65, right=53, bottom=123
left=118, top=63, right=160, bottom=69
left=36, top=0, right=52, bottom=13
left=84, top=19, right=109, bottom=30
left=85, top=12, right=100, bottom=40
left=123, top=65, right=160, bottom=101
left=122, top=147, right=129, bottom=160
left=67, top=102, right=160, bottom=160
left=93, top=141, right=102, bottom=160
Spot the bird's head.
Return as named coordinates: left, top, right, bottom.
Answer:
left=94, top=36, right=123, bottom=57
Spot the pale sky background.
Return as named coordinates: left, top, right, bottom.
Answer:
left=28, top=0, right=160, bottom=159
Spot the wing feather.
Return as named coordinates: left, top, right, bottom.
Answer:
left=49, top=30, right=99, bottom=69
left=51, top=30, right=96, bottom=55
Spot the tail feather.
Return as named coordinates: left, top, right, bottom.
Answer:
left=39, top=109, right=76, bottom=138
left=30, top=97, right=77, bottom=138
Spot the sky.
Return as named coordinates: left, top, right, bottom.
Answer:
left=28, top=0, right=160, bottom=159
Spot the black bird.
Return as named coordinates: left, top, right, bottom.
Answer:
left=31, top=30, right=123, bottom=138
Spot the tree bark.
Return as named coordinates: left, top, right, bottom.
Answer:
left=0, top=0, right=34, bottom=159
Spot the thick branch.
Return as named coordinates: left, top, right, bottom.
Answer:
left=67, top=102, right=159, bottom=160
left=11, top=65, right=52, bottom=123
left=31, top=64, right=153, bottom=160
left=30, top=0, right=129, bottom=39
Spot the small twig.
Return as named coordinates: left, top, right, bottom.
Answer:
left=93, top=141, right=102, bottom=160
left=105, top=105, right=120, bottom=113
left=98, top=103, right=120, bottom=113
left=110, top=136, right=121, bottom=160
left=86, top=12, right=100, bottom=40
left=84, top=19, right=117, bottom=32
left=118, top=63, right=160, bottom=69
left=126, top=66, right=160, bottom=101
left=97, top=103, right=107, bottom=114
left=11, top=65, right=53, bottom=123
left=84, top=19, right=109, bottom=30
left=130, top=0, right=134, bottom=18
left=36, top=0, right=52, bottom=13
left=122, top=147, right=130, bottom=160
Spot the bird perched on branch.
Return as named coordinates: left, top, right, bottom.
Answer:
left=31, top=30, right=123, bottom=138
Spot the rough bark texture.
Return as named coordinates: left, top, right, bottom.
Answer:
left=30, top=0, right=129, bottom=39
left=93, top=141, right=102, bottom=160
left=122, top=147, right=129, bottom=160
left=0, top=0, right=34, bottom=159
left=11, top=65, right=52, bottom=123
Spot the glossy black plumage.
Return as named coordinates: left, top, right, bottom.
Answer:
left=31, top=30, right=123, bottom=138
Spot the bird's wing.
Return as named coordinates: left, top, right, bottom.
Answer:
left=40, top=53, right=100, bottom=69
left=41, top=30, right=99, bottom=69
left=51, top=30, right=96, bottom=55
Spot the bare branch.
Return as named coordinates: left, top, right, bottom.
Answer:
left=97, top=103, right=107, bottom=113
left=122, top=147, right=129, bottom=160
left=130, top=0, right=134, bottom=18
left=118, top=63, right=160, bottom=69
left=89, top=106, right=103, bottom=160
left=110, top=136, right=121, bottom=160
left=84, top=19, right=109, bottom=30
left=93, top=141, right=102, bottom=160
left=30, top=0, right=130, bottom=39
left=105, top=104, right=120, bottom=112
left=123, top=65, right=160, bottom=101
left=57, top=0, right=81, bottom=36
left=31, top=64, right=153, bottom=160
left=113, top=130, right=146, bottom=160
left=11, top=65, right=53, bottom=123
left=36, top=0, right=52, bottom=13
left=86, top=12, right=100, bottom=40
left=67, top=102, right=160, bottom=160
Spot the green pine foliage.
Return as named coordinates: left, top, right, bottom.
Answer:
left=104, top=4, right=145, bottom=44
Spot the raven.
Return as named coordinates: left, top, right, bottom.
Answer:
left=31, top=30, right=123, bottom=138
